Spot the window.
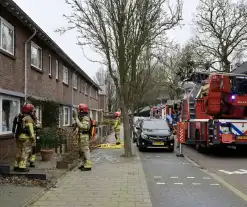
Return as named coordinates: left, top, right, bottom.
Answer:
left=31, top=42, right=42, bottom=69
left=72, top=73, right=77, bottom=89
left=48, top=55, right=52, bottom=76
left=63, top=66, right=69, bottom=84
left=35, top=106, right=42, bottom=123
left=96, top=90, right=98, bottom=100
left=84, top=83, right=87, bottom=94
left=63, top=106, right=70, bottom=126
left=78, top=78, right=81, bottom=92
left=0, top=96, right=20, bottom=134
left=89, top=86, right=92, bottom=97
left=81, top=80, right=84, bottom=92
left=55, top=60, right=59, bottom=80
left=58, top=107, right=62, bottom=128
left=0, top=17, right=14, bottom=55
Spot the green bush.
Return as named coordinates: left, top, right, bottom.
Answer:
left=39, top=127, right=58, bottom=149
left=27, top=97, right=60, bottom=127
left=102, top=119, right=115, bottom=126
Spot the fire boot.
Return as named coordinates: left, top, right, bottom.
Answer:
left=116, top=138, right=121, bottom=145
left=19, top=161, right=29, bottom=172
left=29, top=154, right=36, bottom=168
left=78, top=151, right=86, bottom=170
left=13, top=161, right=20, bottom=171
left=81, top=160, right=92, bottom=171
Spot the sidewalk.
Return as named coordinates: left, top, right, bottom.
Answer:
left=28, top=128, right=152, bottom=207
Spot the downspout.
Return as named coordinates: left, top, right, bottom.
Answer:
left=24, top=28, right=37, bottom=103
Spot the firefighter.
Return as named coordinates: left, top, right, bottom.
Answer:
left=28, top=112, right=42, bottom=168
left=114, top=111, right=121, bottom=145
left=12, top=103, right=36, bottom=172
left=73, top=103, right=92, bottom=171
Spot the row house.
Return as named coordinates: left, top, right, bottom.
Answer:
left=0, top=0, right=101, bottom=141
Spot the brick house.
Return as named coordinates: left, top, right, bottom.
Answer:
left=0, top=0, right=102, bottom=161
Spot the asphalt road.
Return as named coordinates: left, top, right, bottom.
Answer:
left=138, top=148, right=247, bottom=207
left=182, top=144, right=247, bottom=200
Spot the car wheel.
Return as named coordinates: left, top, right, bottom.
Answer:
left=139, top=146, right=145, bottom=152
left=167, top=146, right=174, bottom=152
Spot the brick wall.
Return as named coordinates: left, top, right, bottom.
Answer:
left=0, top=137, right=15, bottom=164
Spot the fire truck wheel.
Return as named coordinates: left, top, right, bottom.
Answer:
left=196, top=143, right=206, bottom=153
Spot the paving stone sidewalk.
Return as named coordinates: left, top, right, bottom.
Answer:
left=28, top=127, right=152, bottom=207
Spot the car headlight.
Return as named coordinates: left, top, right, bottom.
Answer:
left=141, top=133, right=148, bottom=139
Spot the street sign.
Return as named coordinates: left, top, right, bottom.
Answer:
left=218, top=169, right=247, bottom=175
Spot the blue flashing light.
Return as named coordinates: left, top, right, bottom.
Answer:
left=231, top=95, right=236, bottom=100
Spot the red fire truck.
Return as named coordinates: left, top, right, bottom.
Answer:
left=177, top=71, right=247, bottom=152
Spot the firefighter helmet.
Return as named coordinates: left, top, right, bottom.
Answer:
left=22, top=103, right=35, bottom=114
left=78, top=103, right=89, bottom=113
left=115, top=111, right=121, bottom=117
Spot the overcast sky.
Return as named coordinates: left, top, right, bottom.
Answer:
left=13, top=0, right=199, bottom=79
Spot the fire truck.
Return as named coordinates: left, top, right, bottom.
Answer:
left=177, top=71, right=247, bottom=152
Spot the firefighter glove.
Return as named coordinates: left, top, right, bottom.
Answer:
left=73, top=109, right=78, bottom=120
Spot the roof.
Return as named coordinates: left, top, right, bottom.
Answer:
left=1, top=0, right=100, bottom=90
left=231, top=62, right=247, bottom=74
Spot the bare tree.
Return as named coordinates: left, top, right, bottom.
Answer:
left=58, top=0, right=182, bottom=156
left=93, top=67, right=106, bottom=86
left=153, top=41, right=205, bottom=98
left=193, top=0, right=247, bottom=72
left=94, top=67, right=116, bottom=112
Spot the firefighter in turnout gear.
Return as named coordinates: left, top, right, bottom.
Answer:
left=12, top=104, right=36, bottom=172
left=114, top=112, right=121, bottom=145
left=73, top=103, right=92, bottom=171
left=28, top=113, right=42, bottom=168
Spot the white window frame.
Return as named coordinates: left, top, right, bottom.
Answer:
left=72, top=73, right=77, bottom=89
left=63, top=106, right=70, bottom=126
left=55, top=60, right=59, bottom=80
left=0, top=17, right=14, bottom=55
left=48, top=55, right=52, bottom=76
left=78, top=78, right=81, bottom=92
left=89, top=86, right=92, bottom=97
left=84, top=83, right=87, bottom=95
left=58, top=107, right=62, bottom=128
left=35, top=106, right=42, bottom=124
left=31, top=42, right=42, bottom=70
left=63, top=66, right=69, bottom=84
left=81, top=80, right=84, bottom=92
left=0, top=95, right=20, bottom=134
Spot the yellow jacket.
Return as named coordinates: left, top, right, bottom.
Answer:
left=76, top=115, right=91, bottom=133
left=19, top=115, right=35, bottom=140
left=114, top=117, right=121, bottom=131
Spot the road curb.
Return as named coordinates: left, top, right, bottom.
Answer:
left=22, top=160, right=80, bottom=207
left=184, top=155, right=204, bottom=168
left=184, top=154, right=247, bottom=203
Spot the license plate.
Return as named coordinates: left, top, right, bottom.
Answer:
left=238, top=136, right=247, bottom=140
left=153, top=142, right=164, bottom=145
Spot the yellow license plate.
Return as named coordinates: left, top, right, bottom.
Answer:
left=238, top=136, right=247, bottom=140
left=153, top=142, right=164, bottom=145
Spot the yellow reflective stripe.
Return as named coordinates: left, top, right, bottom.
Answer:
left=26, top=123, right=35, bottom=138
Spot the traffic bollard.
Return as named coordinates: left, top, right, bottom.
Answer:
left=176, top=142, right=184, bottom=157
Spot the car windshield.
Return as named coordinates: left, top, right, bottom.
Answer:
left=142, top=120, right=170, bottom=130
